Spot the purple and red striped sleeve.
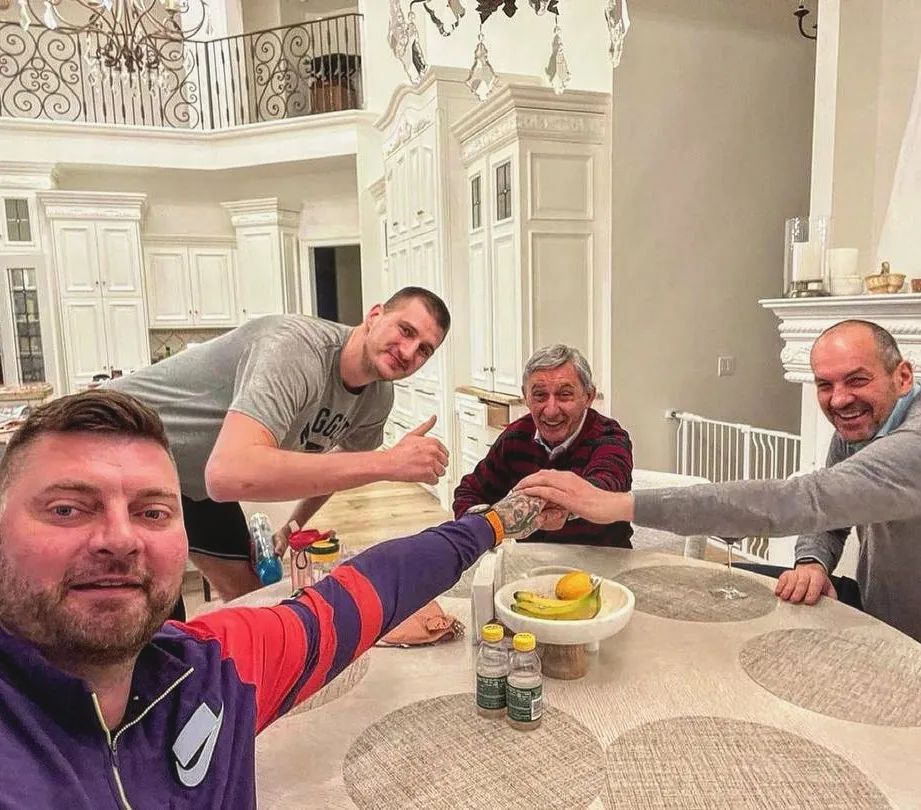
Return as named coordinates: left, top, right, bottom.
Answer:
left=181, top=515, right=497, bottom=733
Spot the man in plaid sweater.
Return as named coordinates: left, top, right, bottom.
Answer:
left=453, top=345, right=634, bottom=547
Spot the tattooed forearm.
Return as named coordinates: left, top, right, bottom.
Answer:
left=491, top=492, right=545, bottom=539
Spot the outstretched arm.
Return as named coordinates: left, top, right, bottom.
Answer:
left=179, top=490, right=543, bottom=733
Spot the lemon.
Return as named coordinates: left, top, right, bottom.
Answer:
left=555, top=571, right=594, bottom=601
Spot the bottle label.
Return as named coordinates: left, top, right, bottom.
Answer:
left=507, top=683, right=542, bottom=722
left=476, top=674, right=507, bottom=710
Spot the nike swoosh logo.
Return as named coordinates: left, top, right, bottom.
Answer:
left=173, top=702, right=224, bottom=788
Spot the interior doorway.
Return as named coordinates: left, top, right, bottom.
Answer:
left=308, top=243, right=363, bottom=325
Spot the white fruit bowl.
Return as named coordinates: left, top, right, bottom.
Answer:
left=494, top=574, right=635, bottom=646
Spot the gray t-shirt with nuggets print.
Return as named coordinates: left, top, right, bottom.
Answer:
left=108, top=315, right=393, bottom=500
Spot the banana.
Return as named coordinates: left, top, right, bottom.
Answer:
left=512, top=590, right=579, bottom=609
left=511, top=582, right=602, bottom=621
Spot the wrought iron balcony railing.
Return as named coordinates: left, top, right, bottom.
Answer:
left=0, top=13, right=362, bottom=130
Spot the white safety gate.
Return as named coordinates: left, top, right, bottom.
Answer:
left=668, top=410, right=802, bottom=560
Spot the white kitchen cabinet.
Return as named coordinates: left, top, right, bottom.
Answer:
left=145, top=240, right=236, bottom=328
left=145, top=247, right=192, bottom=326
left=462, top=149, right=522, bottom=396
left=454, top=85, right=612, bottom=400
left=222, top=198, right=301, bottom=321
left=104, top=298, right=150, bottom=373
left=191, top=247, right=237, bottom=325
left=40, top=192, right=150, bottom=392
left=377, top=73, right=478, bottom=510
left=60, top=299, right=108, bottom=388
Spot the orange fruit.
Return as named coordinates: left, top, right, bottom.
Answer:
left=555, top=571, right=594, bottom=601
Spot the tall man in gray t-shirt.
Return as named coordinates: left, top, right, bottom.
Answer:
left=110, top=287, right=451, bottom=602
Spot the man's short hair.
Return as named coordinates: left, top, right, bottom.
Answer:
left=0, top=390, right=171, bottom=491
left=522, top=345, right=595, bottom=391
left=383, top=286, right=451, bottom=334
left=815, top=319, right=903, bottom=373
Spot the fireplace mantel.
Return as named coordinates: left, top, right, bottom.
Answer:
left=761, top=292, right=921, bottom=476
left=761, top=294, right=921, bottom=383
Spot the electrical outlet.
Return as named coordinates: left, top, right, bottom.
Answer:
left=717, top=356, right=736, bottom=377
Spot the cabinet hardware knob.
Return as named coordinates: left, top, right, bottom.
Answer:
left=482, top=366, right=489, bottom=372
left=416, top=209, right=425, bottom=216
left=188, top=310, right=193, bottom=316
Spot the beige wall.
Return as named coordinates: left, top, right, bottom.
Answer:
left=334, top=244, right=363, bottom=325
left=823, top=0, right=921, bottom=275
left=610, top=0, right=813, bottom=471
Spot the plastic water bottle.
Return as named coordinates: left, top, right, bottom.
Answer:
left=507, top=632, right=542, bottom=731
left=475, top=624, right=509, bottom=718
left=248, top=512, right=282, bottom=586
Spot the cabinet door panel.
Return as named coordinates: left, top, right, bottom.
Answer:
left=410, top=233, right=442, bottom=387
left=491, top=228, right=520, bottom=395
left=468, top=236, right=493, bottom=391
left=97, top=222, right=143, bottom=296
left=103, top=298, right=149, bottom=373
left=53, top=221, right=99, bottom=297
left=190, top=248, right=236, bottom=325
left=146, top=248, right=193, bottom=326
left=60, top=298, right=107, bottom=389
left=408, top=127, right=438, bottom=232
left=236, top=230, right=283, bottom=320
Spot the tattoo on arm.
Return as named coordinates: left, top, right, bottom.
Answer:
left=492, top=492, right=544, bottom=538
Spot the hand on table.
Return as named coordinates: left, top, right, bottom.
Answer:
left=515, top=470, right=633, bottom=525
left=776, top=562, right=837, bottom=605
left=387, top=416, right=449, bottom=485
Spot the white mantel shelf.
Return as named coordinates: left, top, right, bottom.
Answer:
left=760, top=294, right=921, bottom=383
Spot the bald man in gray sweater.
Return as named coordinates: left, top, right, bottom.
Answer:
left=518, top=320, right=921, bottom=643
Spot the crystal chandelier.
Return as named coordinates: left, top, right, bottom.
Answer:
left=388, top=0, right=630, bottom=102
left=14, top=0, right=211, bottom=87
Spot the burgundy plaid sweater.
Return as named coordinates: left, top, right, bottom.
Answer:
left=453, top=408, right=634, bottom=547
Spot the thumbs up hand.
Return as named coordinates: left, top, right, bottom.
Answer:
left=387, top=416, right=449, bottom=485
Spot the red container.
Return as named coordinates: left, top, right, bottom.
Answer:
left=288, top=529, right=333, bottom=590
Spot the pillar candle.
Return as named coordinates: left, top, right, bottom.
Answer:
left=826, top=247, right=859, bottom=278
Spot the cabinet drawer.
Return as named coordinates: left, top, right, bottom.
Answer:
left=455, top=397, right=487, bottom=428
left=414, top=388, right=445, bottom=439
left=460, top=430, right=482, bottom=459
left=393, top=382, right=413, bottom=419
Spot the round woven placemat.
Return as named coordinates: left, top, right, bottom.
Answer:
left=740, top=627, right=921, bottom=726
left=604, top=716, right=889, bottom=808
left=615, top=565, right=776, bottom=622
left=343, top=693, right=605, bottom=809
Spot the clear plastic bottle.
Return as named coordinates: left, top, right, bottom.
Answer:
left=475, top=624, right=509, bottom=719
left=247, top=512, right=282, bottom=586
left=507, top=632, right=542, bottom=731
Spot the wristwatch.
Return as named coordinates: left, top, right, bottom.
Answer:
left=467, top=504, right=505, bottom=545
left=795, top=556, right=828, bottom=572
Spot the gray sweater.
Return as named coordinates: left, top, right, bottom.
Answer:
left=634, top=396, right=921, bottom=642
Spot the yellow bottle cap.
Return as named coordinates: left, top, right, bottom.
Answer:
left=481, top=624, right=503, bottom=643
left=512, top=632, right=536, bottom=652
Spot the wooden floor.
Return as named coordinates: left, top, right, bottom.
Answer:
left=308, top=481, right=452, bottom=550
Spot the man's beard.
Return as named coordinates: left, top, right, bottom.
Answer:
left=0, top=551, right=179, bottom=667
